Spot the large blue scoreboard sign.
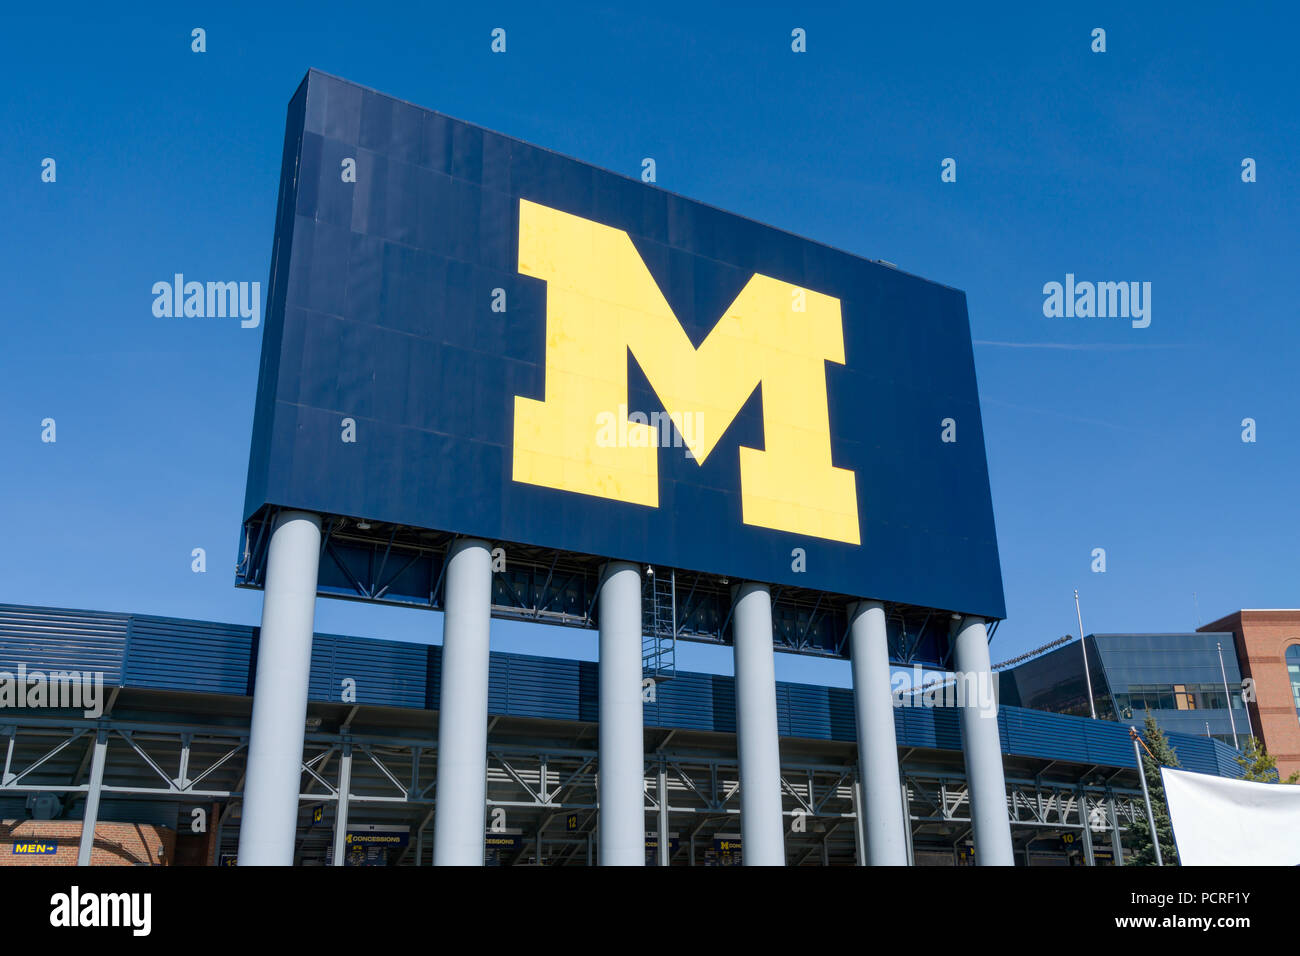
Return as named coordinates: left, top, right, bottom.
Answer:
left=243, top=70, right=1004, bottom=618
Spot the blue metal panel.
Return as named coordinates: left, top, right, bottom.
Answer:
left=0, top=605, right=127, bottom=684
left=1209, top=739, right=1248, bottom=778
left=0, top=604, right=1248, bottom=778
left=895, top=705, right=965, bottom=751
left=243, top=69, right=1005, bottom=620
left=123, top=615, right=255, bottom=695
left=305, top=633, right=428, bottom=708
left=827, top=687, right=857, bottom=742
left=1001, top=708, right=1087, bottom=763
left=1172, top=739, right=1215, bottom=774
left=307, top=632, right=339, bottom=703
left=784, top=683, right=834, bottom=741
left=487, top=654, right=510, bottom=715
left=326, top=634, right=427, bottom=709
left=244, top=75, right=309, bottom=518
left=1080, top=715, right=1136, bottom=767
left=501, top=655, right=582, bottom=722
left=652, top=672, right=726, bottom=732
left=1165, top=735, right=1247, bottom=777
left=774, top=683, right=792, bottom=738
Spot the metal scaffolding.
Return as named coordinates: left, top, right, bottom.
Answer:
left=0, top=699, right=1146, bottom=866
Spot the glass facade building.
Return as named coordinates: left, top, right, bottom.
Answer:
left=1289, top=644, right=1300, bottom=718
left=1000, top=633, right=1249, bottom=748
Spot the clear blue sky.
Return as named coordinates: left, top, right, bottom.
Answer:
left=3, top=2, right=1296, bottom=688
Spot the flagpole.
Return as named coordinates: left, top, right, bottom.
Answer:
left=1075, top=589, right=1097, bottom=719
left=1216, top=642, right=1240, bottom=749
left=1131, top=727, right=1163, bottom=866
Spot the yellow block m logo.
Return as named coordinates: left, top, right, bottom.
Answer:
left=512, top=199, right=860, bottom=545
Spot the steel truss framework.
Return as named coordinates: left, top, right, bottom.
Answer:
left=237, top=508, right=958, bottom=665
left=1, top=707, right=1144, bottom=866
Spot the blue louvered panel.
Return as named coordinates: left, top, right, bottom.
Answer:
left=709, top=675, right=737, bottom=734
left=1212, top=740, right=1248, bottom=778
left=123, top=615, right=255, bottom=695
left=0, top=603, right=1254, bottom=779
left=783, top=683, right=833, bottom=741
left=650, top=672, right=721, bottom=731
left=487, top=655, right=510, bottom=714
left=424, top=645, right=442, bottom=709
left=998, top=707, right=1012, bottom=753
left=1001, top=708, right=1086, bottom=762
left=1168, top=736, right=1219, bottom=776
left=327, top=635, right=427, bottom=709
left=896, top=705, right=963, bottom=751
left=894, top=705, right=936, bottom=748
left=308, top=633, right=340, bottom=703
left=1080, top=716, right=1134, bottom=767
left=773, top=683, right=790, bottom=736
left=502, top=655, right=582, bottom=721
left=577, top=661, right=599, bottom=723
left=930, top=707, right=964, bottom=751
left=0, top=605, right=127, bottom=684
left=827, top=687, right=856, bottom=742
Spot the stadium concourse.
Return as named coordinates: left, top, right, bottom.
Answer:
left=0, top=603, right=1244, bottom=866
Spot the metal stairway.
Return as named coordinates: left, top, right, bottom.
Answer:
left=642, top=567, right=677, bottom=680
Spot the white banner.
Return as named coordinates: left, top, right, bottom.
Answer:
left=1161, top=767, right=1300, bottom=865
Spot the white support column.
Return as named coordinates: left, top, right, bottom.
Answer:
left=1079, top=788, right=1096, bottom=866
left=848, top=600, right=909, bottom=865
left=1108, top=795, right=1124, bottom=865
left=657, top=761, right=669, bottom=867
left=597, top=561, right=644, bottom=866
left=951, top=615, right=1014, bottom=866
left=433, top=537, right=493, bottom=866
left=900, top=780, right=915, bottom=865
left=331, top=742, right=353, bottom=867
left=239, top=510, right=322, bottom=866
left=732, top=582, right=785, bottom=866
left=76, top=729, right=108, bottom=866
left=851, top=778, right=867, bottom=866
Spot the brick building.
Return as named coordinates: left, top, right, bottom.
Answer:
left=2, top=819, right=175, bottom=866
left=1200, top=610, right=1300, bottom=780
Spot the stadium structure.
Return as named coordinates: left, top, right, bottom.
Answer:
left=5, top=69, right=1253, bottom=868
left=0, top=603, right=1247, bottom=866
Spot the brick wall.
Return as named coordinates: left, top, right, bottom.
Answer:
left=1, top=819, right=175, bottom=866
left=1203, top=610, right=1300, bottom=780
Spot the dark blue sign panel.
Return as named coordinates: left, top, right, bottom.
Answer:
left=12, top=841, right=58, bottom=855
left=245, top=70, right=1004, bottom=618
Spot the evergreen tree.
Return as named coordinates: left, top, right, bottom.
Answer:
left=1236, top=736, right=1279, bottom=782
left=1125, top=713, right=1181, bottom=866
left=1235, top=736, right=1300, bottom=783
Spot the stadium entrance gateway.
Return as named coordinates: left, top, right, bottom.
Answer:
left=233, top=71, right=1011, bottom=866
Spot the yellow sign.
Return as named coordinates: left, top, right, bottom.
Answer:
left=13, top=842, right=58, bottom=855
left=512, top=199, right=860, bottom=544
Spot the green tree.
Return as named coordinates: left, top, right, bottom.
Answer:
left=1235, top=736, right=1300, bottom=783
left=1126, top=713, right=1181, bottom=866
left=1236, top=736, right=1279, bottom=782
